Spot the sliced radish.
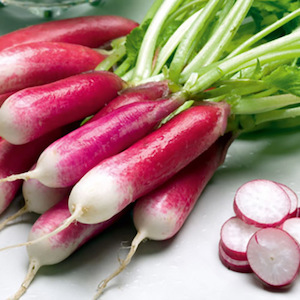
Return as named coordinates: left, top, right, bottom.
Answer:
left=247, top=228, right=300, bottom=288
left=234, top=179, right=291, bottom=227
left=276, top=183, right=298, bottom=217
left=281, top=217, right=300, bottom=245
left=218, top=242, right=252, bottom=273
left=220, top=216, right=259, bottom=261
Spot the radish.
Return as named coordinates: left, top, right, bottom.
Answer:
left=67, top=102, right=230, bottom=226
left=0, top=92, right=13, bottom=107
left=7, top=197, right=124, bottom=300
left=90, top=80, right=170, bottom=122
left=0, top=15, right=138, bottom=51
left=0, top=130, right=62, bottom=215
left=247, top=228, right=300, bottom=288
left=281, top=218, right=300, bottom=245
left=276, top=183, right=298, bottom=217
left=218, top=242, right=252, bottom=273
left=0, top=41, right=106, bottom=95
left=220, top=216, right=259, bottom=261
left=95, top=133, right=233, bottom=296
left=233, top=179, right=291, bottom=228
left=0, top=70, right=124, bottom=145
left=2, top=96, right=185, bottom=187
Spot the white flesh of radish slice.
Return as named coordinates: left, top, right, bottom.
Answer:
left=234, top=179, right=291, bottom=227
left=218, top=242, right=252, bottom=273
left=277, top=183, right=298, bottom=217
left=220, top=216, right=259, bottom=260
left=281, top=217, right=300, bottom=245
left=247, top=228, right=300, bottom=288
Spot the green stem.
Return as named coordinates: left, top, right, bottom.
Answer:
left=181, top=0, right=253, bottom=78
left=168, top=0, right=223, bottom=83
left=228, top=8, right=300, bottom=57
left=133, top=0, right=184, bottom=82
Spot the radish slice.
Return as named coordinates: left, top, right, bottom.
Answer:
left=281, top=218, right=300, bottom=245
left=234, top=179, right=291, bottom=227
left=277, top=183, right=298, bottom=217
left=220, top=216, right=259, bottom=261
left=247, top=228, right=300, bottom=288
left=218, top=242, right=252, bottom=273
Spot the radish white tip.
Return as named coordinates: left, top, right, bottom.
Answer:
left=93, top=231, right=146, bottom=299
left=8, top=260, right=40, bottom=300
left=0, top=171, right=33, bottom=183
left=0, top=206, right=83, bottom=252
left=0, top=205, right=28, bottom=231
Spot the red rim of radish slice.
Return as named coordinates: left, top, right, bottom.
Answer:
left=281, top=217, right=300, bottom=246
left=218, top=242, right=252, bottom=273
left=234, top=179, right=291, bottom=228
left=220, top=216, right=259, bottom=261
left=246, top=227, right=300, bottom=288
left=276, top=182, right=298, bottom=217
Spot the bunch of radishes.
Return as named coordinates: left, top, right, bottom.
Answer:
left=219, top=179, right=300, bottom=288
left=0, top=0, right=299, bottom=299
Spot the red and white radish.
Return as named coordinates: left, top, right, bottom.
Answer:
left=277, top=183, right=298, bottom=217
left=0, top=92, right=13, bottom=107
left=95, top=133, right=233, bottom=296
left=0, top=15, right=138, bottom=51
left=2, top=96, right=184, bottom=187
left=8, top=197, right=123, bottom=300
left=0, top=131, right=61, bottom=215
left=233, top=179, right=291, bottom=228
left=281, top=217, right=300, bottom=245
left=218, top=242, right=252, bottom=273
left=68, top=102, right=230, bottom=226
left=0, top=70, right=124, bottom=145
left=247, top=228, right=300, bottom=288
left=90, top=80, right=170, bottom=122
left=0, top=41, right=106, bottom=95
left=220, top=216, right=259, bottom=261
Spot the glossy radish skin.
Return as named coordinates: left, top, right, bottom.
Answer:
left=220, top=216, right=259, bottom=261
left=20, top=97, right=184, bottom=188
left=10, top=197, right=122, bottom=300
left=0, top=131, right=61, bottom=214
left=0, top=71, right=124, bottom=145
left=233, top=179, right=291, bottom=228
left=218, top=242, right=252, bottom=273
left=90, top=80, right=170, bottom=122
left=0, top=41, right=106, bottom=95
left=0, top=92, right=13, bottom=107
left=247, top=228, right=300, bottom=288
left=0, top=15, right=138, bottom=51
left=69, top=102, right=230, bottom=224
left=133, top=134, right=232, bottom=241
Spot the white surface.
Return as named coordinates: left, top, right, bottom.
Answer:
left=1, top=2, right=300, bottom=300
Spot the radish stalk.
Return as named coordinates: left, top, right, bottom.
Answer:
left=1, top=96, right=184, bottom=187
left=94, top=133, right=233, bottom=297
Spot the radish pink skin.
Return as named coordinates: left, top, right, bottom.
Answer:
left=0, top=41, right=106, bottom=95
left=0, top=92, right=13, bottom=107
left=233, top=179, right=291, bottom=228
left=0, top=130, right=62, bottom=214
left=0, top=15, right=138, bottom=51
left=28, top=197, right=123, bottom=266
left=0, top=71, right=124, bottom=145
left=133, top=134, right=232, bottom=241
left=218, top=242, right=252, bottom=273
left=247, top=228, right=300, bottom=288
left=90, top=80, right=170, bottom=122
left=69, top=102, right=230, bottom=224
left=35, top=98, right=184, bottom=188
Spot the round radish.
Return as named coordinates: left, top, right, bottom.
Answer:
left=220, top=216, right=259, bottom=261
left=276, top=183, right=298, bottom=217
left=281, top=218, right=300, bottom=245
left=247, top=227, right=300, bottom=288
left=233, top=179, right=291, bottom=227
left=218, top=242, right=252, bottom=273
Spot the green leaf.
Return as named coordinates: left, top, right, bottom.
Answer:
left=264, top=65, right=300, bottom=96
